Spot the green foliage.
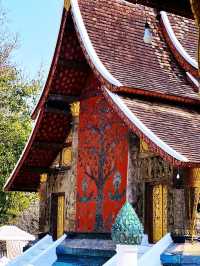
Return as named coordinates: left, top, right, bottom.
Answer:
left=0, top=3, right=42, bottom=225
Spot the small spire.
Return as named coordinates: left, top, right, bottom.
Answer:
left=111, top=202, right=143, bottom=245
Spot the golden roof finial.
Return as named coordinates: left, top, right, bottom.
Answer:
left=64, top=0, right=71, bottom=11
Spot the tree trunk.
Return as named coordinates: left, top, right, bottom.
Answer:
left=95, top=184, right=104, bottom=231
left=95, top=137, right=105, bottom=231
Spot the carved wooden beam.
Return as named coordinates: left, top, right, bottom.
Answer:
left=32, top=141, right=64, bottom=150
left=23, top=165, right=70, bottom=174
left=23, top=166, right=51, bottom=173
left=49, top=166, right=71, bottom=173
left=48, top=94, right=80, bottom=103
left=45, top=106, right=70, bottom=116
left=32, top=141, right=72, bottom=150
left=10, top=186, right=38, bottom=192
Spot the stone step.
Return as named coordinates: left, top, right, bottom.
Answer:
left=54, top=237, right=115, bottom=266
left=54, top=254, right=109, bottom=266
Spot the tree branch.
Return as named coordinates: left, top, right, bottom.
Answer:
left=104, top=164, right=116, bottom=184
left=85, top=170, right=98, bottom=185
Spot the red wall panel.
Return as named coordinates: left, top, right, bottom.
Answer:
left=76, top=95, right=128, bottom=232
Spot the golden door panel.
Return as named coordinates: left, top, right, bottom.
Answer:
left=152, top=184, right=168, bottom=243
left=145, top=184, right=168, bottom=243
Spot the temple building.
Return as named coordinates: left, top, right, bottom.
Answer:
left=4, top=0, right=200, bottom=262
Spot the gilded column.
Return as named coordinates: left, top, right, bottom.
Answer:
left=185, top=168, right=200, bottom=239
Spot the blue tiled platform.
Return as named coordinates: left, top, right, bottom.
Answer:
left=161, top=242, right=200, bottom=266
left=54, top=234, right=116, bottom=266
left=54, top=255, right=110, bottom=266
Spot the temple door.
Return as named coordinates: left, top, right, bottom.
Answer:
left=145, top=184, right=167, bottom=243
left=50, top=193, right=65, bottom=240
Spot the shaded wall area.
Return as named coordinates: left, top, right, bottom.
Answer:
left=39, top=112, right=79, bottom=233
left=127, top=133, right=186, bottom=241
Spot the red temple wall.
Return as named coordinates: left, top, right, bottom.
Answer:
left=76, top=94, right=128, bottom=232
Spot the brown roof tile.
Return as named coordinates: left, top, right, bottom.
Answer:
left=77, top=0, right=200, bottom=101
left=119, top=94, right=200, bottom=164
left=167, top=13, right=198, bottom=61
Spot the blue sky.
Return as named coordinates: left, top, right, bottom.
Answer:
left=2, top=0, right=63, bottom=80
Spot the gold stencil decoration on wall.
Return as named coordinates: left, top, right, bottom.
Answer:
left=61, top=147, right=72, bottom=167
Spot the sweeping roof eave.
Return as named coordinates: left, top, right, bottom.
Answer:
left=4, top=110, right=43, bottom=192
left=102, top=87, right=200, bottom=168
left=5, top=0, right=200, bottom=192
left=31, top=9, right=68, bottom=120
left=4, top=107, right=72, bottom=192
left=72, top=0, right=200, bottom=102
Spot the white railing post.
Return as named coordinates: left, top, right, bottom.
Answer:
left=116, top=244, right=138, bottom=266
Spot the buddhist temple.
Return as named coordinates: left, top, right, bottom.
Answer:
left=4, top=0, right=200, bottom=264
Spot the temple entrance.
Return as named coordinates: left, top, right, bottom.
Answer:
left=50, top=193, right=65, bottom=240
left=145, top=183, right=168, bottom=243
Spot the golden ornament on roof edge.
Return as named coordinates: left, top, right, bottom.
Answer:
left=40, top=173, right=48, bottom=183
left=140, top=139, right=149, bottom=153
left=70, top=102, right=80, bottom=117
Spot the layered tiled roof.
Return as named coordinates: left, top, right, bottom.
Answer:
left=5, top=0, right=200, bottom=192
left=167, top=13, right=198, bottom=61
left=122, top=98, right=200, bottom=164
left=76, top=0, right=199, bottom=102
left=160, top=11, right=198, bottom=79
left=104, top=89, right=200, bottom=166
